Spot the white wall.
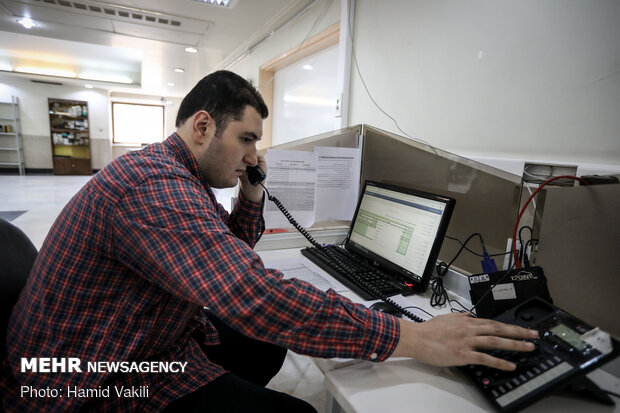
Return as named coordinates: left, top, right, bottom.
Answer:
left=348, top=0, right=620, bottom=166
left=230, top=0, right=341, bottom=88
left=272, top=43, right=341, bottom=145
left=0, top=77, right=111, bottom=170
left=0, top=77, right=182, bottom=171
left=2, top=0, right=618, bottom=172
left=231, top=0, right=619, bottom=172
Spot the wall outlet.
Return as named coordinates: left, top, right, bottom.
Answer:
left=335, top=94, right=343, bottom=118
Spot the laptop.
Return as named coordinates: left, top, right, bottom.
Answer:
left=302, top=180, right=456, bottom=298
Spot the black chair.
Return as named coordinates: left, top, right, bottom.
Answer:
left=0, top=218, right=37, bottom=362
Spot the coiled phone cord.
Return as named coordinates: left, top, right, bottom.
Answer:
left=260, top=183, right=321, bottom=248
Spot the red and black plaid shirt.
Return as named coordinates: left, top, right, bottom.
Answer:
left=1, top=133, right=399, bottom=412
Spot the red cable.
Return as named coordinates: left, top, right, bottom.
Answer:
left=512, top=175, right=588, bottom=269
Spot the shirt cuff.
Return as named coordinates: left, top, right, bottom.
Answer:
left=342, top=302, right=400, bottom=361
left=352, top=303, right=400, bottom=362
left=236, top=190, right=265, bottom=220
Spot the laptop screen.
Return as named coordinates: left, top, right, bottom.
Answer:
left=346, top=181, right=455, bottom=289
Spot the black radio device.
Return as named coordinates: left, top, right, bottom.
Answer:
left=461, top=296, right=619, bottom=412
left=469, top=266, right=552, bottom=319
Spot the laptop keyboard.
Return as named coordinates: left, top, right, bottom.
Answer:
left=300, top=245, right=403, bottom=300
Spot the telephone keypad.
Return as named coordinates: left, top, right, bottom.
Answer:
left=460, top=297, right=618, bottom=412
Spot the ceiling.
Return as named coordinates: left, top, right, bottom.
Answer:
left=0, top=0, right=317, bottom=96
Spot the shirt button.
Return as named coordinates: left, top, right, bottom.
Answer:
left=370, top=353, right=378, bottom=360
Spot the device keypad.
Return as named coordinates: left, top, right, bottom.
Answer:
left=460, top=298, right=619, bottom=412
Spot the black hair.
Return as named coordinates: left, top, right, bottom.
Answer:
left=175, top=70, right=268, bottom=131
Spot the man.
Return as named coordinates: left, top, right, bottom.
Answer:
left=1, top=71, right=537, bottom=412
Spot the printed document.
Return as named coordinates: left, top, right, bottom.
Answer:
left=264, top=149, right=316, bottom=229
left=315, top=146, right=361, bottom=222
left=264, top=147, right=361, bottom=229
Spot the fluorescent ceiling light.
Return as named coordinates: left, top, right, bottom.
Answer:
left=17, top=17, right=37, bottom=29
left=11, top=65, right=132, bottom=84
left=185, top=47, right=198, bottom=53
left=193, top=0, right=230, bottom=7
left=174, top=68, right=185, bottom=73
left=15, top=66, right=77, bottom=78
left=79, top=72, right=133, bottom=84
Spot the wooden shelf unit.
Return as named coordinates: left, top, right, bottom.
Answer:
left=48, top=98, right=92, bottom=175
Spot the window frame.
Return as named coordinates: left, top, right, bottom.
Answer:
left=111, top=102, right=165, bottom=145
left=259, top=23, right=340, bottom=149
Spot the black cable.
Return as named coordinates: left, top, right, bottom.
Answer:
left=452, top=300, right=468, bottom=312
left=430, top=275, right=449, bottom=307
left=345, top=0, right=438, bottom=155
left=380, top=295, right=426, bottom=323
left=260, top=183, right=321, bottom=248
left=522, top=240, right=531, bottom=267
left=523, top=238, right=538, bottom=268
left=445, top=233, right=485, bottom=256
left=437, top=233, right=485, bottom=277
left=431, top=233, right=487, bottom=307
left=402, top=306, right=434, bottom=319
left=604, top=390, right=620, bottom=399
left=517, top=226, right=540, bottom=267
left=445, top=235, right=512, bottom=259
left=518, top=226, right=532, bottom=244
left=445, top=236, right=483, bottom=256
left=518, top=226, right=530, bottom=264
left=489, top=250, right=513, bottom=258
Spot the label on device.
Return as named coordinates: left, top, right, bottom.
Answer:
left=581, top=328, right=613, bottom=355
left=491, top=283, right=517, bottom=301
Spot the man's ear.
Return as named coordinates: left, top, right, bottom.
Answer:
left=191, top=111, right=213, bottom=145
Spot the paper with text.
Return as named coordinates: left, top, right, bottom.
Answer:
left=264, top=147, right=361, bottom=229
left=264, top=149, right=316, bottom=229
left=314, top=146, right=361, bottom=222
left=276, top=262, right=341, bottom=292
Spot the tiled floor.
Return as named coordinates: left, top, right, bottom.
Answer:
left=0, top=174, right=328, bottom=412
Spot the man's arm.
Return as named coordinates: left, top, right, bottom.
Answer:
left=225, top=190, right=264, bottom=247
left=225, top=152, right=266, bottom=246
left=113, top=175, right=400, bottom=362
left=392, top=312, right=538, bottom=371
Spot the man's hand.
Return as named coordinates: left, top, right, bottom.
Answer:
left=392, top=312, right=538, bottom=371
left=239, top=153, right=267, bottom=203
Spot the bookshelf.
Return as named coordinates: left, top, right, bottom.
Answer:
left=48, top=98, right=92, bottom=175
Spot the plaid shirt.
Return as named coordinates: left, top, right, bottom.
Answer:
left=1, top=133, right=399, bottom=412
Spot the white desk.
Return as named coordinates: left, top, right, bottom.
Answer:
left=257, top=247, right=620, bottom=413
left=324, top=358, right=620, bottom=413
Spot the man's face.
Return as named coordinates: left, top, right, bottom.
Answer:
left=198, top=106, right=263, bottom=188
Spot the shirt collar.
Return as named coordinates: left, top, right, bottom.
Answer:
left=165, top=132, right=214, bottom=194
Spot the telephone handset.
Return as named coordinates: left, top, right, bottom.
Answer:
left=247, top=164, right=424, bottom=322
left=246, top=165, right=266, bottom=186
